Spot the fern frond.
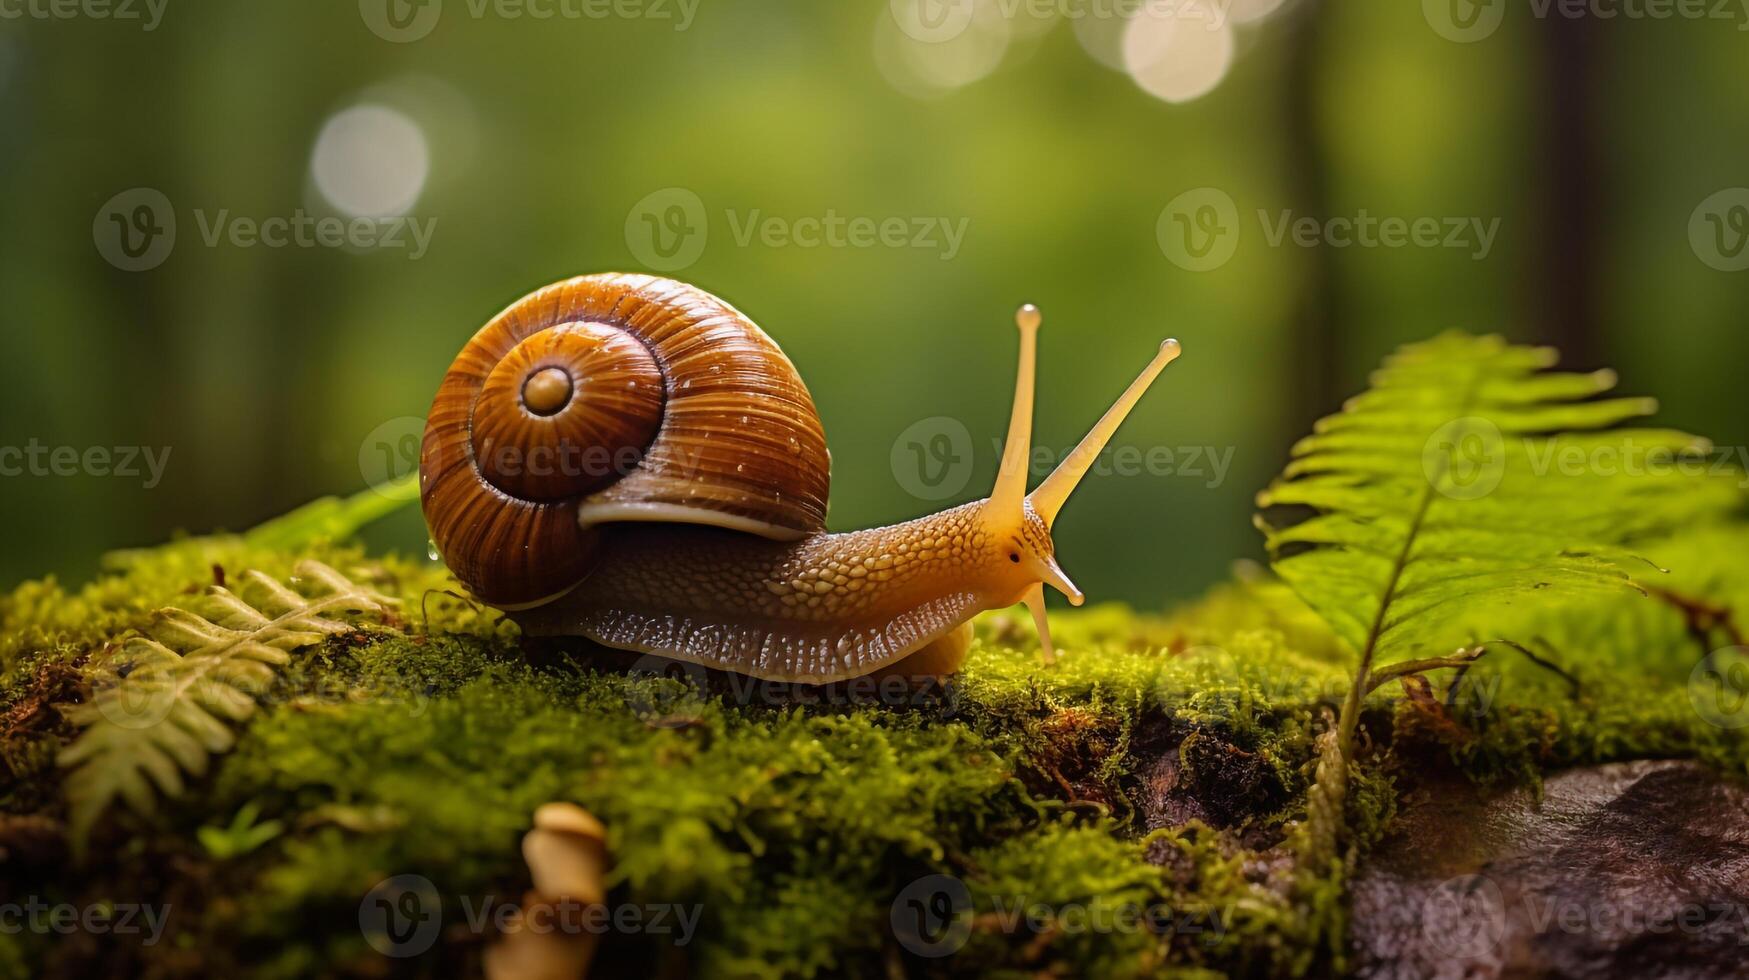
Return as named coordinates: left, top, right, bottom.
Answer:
left=57, top=560, right=396, bottom=847
left=1256, top=332, right=1740, bottom=669
left=1259, top=331, right=1743, bottom=875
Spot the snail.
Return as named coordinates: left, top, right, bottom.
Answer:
left=420, top=274, right=1180, bottom=683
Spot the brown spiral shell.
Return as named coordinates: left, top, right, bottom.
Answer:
left=420, top=274, right=832, bottom=608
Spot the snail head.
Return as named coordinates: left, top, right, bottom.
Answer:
left=976, top=303, right=1182, bottom=659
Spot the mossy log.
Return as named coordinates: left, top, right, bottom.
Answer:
left=2, top=510, right=1747, bottom=978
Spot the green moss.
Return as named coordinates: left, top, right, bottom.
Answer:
left=3, top=505, right=1747, bottom=977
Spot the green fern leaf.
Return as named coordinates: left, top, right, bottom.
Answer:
left=57, top=560, right=396, bottom=847
left=1256, top=332, right=1743, bottom=872
left=1256, top=332, right=1740, bottom=669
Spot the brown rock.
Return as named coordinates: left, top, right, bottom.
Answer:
left=1351, top=760, right=1749, bottom=979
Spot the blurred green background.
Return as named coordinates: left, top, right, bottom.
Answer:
left=1, top=0, right=1745, bottom=607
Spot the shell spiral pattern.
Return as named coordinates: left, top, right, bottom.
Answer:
left=420, top=273, right=832, bottom=607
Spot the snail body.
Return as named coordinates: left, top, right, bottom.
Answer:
left=421, top=274, right=1180, bottom=683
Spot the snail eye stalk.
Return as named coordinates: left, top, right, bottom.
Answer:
left=984, top=305, right=1176, bottom=663
left=987, top=304, right=1041, bottom=519
left=1027, top=338, right=1181, bottom=528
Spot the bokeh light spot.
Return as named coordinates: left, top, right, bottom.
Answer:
left=1122, top=0, right=1236, bottom=104
left=874, top=0, right=1012, bottom=99
left=310, top=104, right=430, bottom=218
left=1070, top=6, right=1130, bottom=71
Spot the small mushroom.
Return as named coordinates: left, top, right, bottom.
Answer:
left=523, top=803, right=608, bottom=905
left=483, top=889, right=599, bottom=980
left=484, top=803, right=611, bottom=980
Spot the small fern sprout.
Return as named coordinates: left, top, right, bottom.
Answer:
left=56, top=560, right=397, bottom=849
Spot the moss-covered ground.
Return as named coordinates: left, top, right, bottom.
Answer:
left=2, top=501, right=1746, bottom=978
